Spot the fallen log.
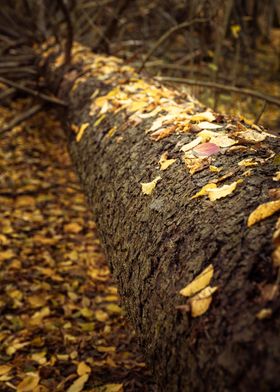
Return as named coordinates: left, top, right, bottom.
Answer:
left=44, top=42, right=279, bottom=391
left=3, top=29, right=280, bottom=391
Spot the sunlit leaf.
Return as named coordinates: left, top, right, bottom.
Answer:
left=141, top=176, right=161, bottom=195
left=247, top=200, right=280, bottom=227
left=159, top=152, right=176, bottom=171
left=17, top=373, right=40, bottom=392
left=77, top=362, right=91, bottom=376
left=66, top=374, right=89, bottom=392
left=179, top=264, right=214, bottom=297
left=190, top=286, right=218, bottom=317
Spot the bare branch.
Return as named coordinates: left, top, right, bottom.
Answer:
left=155, top=76, right=280, bottom=107
left=138, top=18, right=207, bottom=72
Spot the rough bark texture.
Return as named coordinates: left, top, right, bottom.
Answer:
left=51, top=44, right=280, bottom=391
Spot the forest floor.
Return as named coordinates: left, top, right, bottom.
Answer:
left=0, top=99, right=156, bottom=392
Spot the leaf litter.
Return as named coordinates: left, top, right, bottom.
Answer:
left=0, top=99, right=155, bottom=391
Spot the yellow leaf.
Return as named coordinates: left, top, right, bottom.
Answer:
left=0, top=250, right=15, bottom=262
left=76, top=123, right=89, bottom=142
left=17, top=373, right=40, bottom=392
left=180, top=264, right=214, bottom=297
left=247, top=200, right=280, bottom=227
left=141, top=176, right=161, bottom=195
left=66, top=374, right=89, bottom=392
left=256, top=308, right=272, bottom=320
left=0, top=365, right=12, bottom=376
left=273, top=171, right=280, bottom=181
left=31, top=352, right=47, bottom=365
left=95, top=310, right=109, bottom=322
left=190, top=111, right=215, bottom=122
left=231, top=24, right=241, bottom=38
left=94, top=114, right=106, bottom=126
left=159, top=152, right=176, bottom=171
left=191, top=183, right=217, bottom=199
left=238, top=158, right=259, bottom=167
left=64, top=223, right=83, bottom=234
left=105, top=303, right=122, bottom=314
left=30, top=306, right=50, bottom=326
left=190, top=286, right=218, bottom=317
left=77, top=362, right=91, bottom=376
left=207, top=180, right=242, bottom=201
left=209, top=165, right=222, bottom=173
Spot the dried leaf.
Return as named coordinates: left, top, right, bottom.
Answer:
left=273, top=171, right=280, bottom=181
left=191, top=183, right=217, bottom=199
left=181, top=137, right=202, bottom=152
left=64, top=223, right=83, bottom=234
left=76, top=123, right=89, bottom=142
left=17, top=373, right=40, bottom=392
left=192, top=142, right=220, bottom=157
left=159, top=152, right=176, bottom=171
left=150, top=126, right=176, bottom=141
left=31, top=352, right=47, bottom=365
left=66, top=374, right=89, bottom=392
left=207, top=180, right=242, bottom=201
left=190, top=286, right=218, bottom=317
left=256, top=308, right=272, bottom=320
left=141, top=176, right=161, bottom=195
left=238, top=158, right=259, bottom=167
left=190, top=111, right=215, bottom=122
left=0, top=250, right=15, bottom=262
left=210, top=135, right=236, bottom=147
left=179, top=264, right=214, bottom=297
left=238, top=129, right=266, bottom=143
left=77, top=362, right=91, bottom=376
left=197, top=121, right=223, bottom=130
left=0, top=365, right=12, bottom=376
left=247, top=200, right=280, bottom=227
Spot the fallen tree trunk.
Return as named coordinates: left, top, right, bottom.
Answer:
left=43, top=42, right=280, bottom=391
left=4, top=35, right=280, bottom=389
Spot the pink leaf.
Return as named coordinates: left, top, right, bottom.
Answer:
left=193, top=142, right=220, bottom=157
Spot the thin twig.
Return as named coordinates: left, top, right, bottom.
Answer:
left=255, top=101, right=268, bottom=124
left=138, top=18, right=207, bottom=72
left=0, top=76, right=67, bottom=106
left=0, top=103, right=43, bottom=135
left=155, top=76, right=280, bottom=107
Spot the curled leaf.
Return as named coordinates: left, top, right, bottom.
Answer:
left=190, top=286, right=218, bottom=317
left=67, top=374, right=89, bottom=392
left=190, top=111, right=216, bottom=122
left=76, top=123, right=89, bottom=142
left=179, top=264, right=214, bottom=297
left=247, top=200, right=280, bottom=227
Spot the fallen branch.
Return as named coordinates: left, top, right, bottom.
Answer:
left=0, top=103, right=43, bottom=135
left=138, top=18, right=207, bottom=72
left=155, top=76, right=280, bottom=107
left=0, top=76, right=67, bottom=107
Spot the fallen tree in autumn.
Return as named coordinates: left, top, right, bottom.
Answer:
left=1, top=4, right=280, bottom=391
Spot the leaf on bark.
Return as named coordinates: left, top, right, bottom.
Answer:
left=247, top=200, right=280, bottom=227
left=180, top=264, right=214, bottom=297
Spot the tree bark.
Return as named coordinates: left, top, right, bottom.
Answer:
left=41, top=42, right=280, bottom=391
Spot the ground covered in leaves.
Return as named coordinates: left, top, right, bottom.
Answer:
left=0, top=99, right=155, bottom=392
